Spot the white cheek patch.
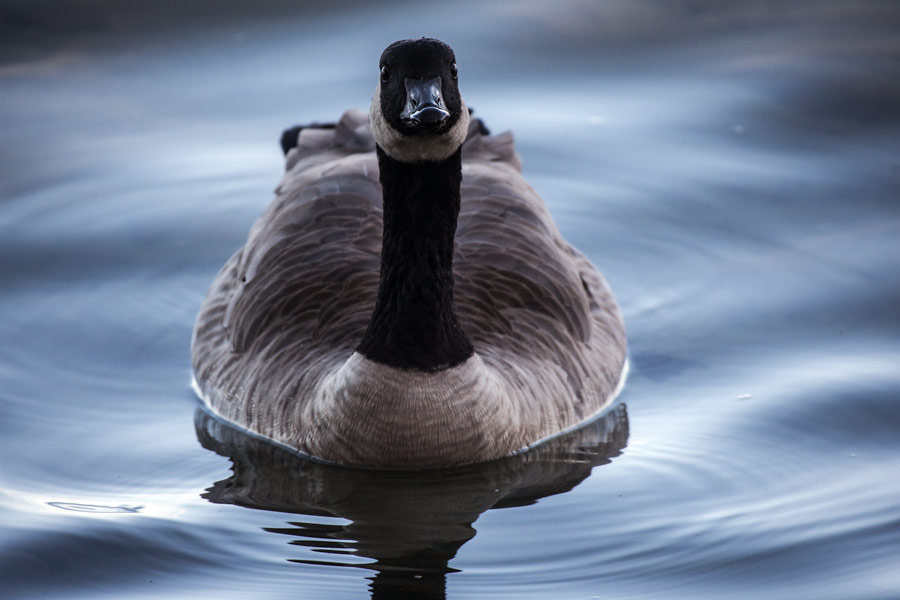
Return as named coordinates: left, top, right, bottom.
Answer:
left=369, top=81, right=470, bottom=163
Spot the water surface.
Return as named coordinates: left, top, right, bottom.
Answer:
left=2, top=2, right=899, bottom=598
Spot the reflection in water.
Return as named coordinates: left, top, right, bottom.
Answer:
left=196, top=404, right=628, bottom=599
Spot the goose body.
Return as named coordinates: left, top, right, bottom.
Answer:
left=191, top=39, right=626, bottom=469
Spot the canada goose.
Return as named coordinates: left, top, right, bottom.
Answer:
left=191, top=38, right=627, bottom=469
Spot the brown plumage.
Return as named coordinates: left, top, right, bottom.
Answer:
left=192, top=109, right=626, bottom=469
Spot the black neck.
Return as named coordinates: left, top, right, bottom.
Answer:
left=356, top=146, right=474, bottom=371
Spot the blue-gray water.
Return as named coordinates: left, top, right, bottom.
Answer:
left=2, top=1, right=899, bottom=598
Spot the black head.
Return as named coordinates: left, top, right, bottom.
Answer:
left=369, top=38, right=470, bottom=162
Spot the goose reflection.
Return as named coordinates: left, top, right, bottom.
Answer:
left=195, top=403, right=629, bottom=599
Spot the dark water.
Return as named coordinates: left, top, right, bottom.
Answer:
left=2, top=1, right=899, bottom=598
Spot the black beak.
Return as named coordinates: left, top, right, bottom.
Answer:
left=401, top=76, right=450, bottom=130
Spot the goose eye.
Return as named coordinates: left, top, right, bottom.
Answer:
left=450, top=63, right=458, bottom=80
left=380, top=65, right=390, bottom=83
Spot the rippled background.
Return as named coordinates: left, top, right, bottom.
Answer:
left=2, top=1, right=899, bottom=598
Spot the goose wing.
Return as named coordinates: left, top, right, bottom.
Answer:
left=192, top=111, right=383, bottom=406
left=455, top=128, right=626, bottom=418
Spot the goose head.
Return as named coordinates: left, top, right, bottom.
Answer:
left=369, top=38, right=470, bottom=163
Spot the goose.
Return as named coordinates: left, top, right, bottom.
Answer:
left=191, top=38, right=627, bottom=469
